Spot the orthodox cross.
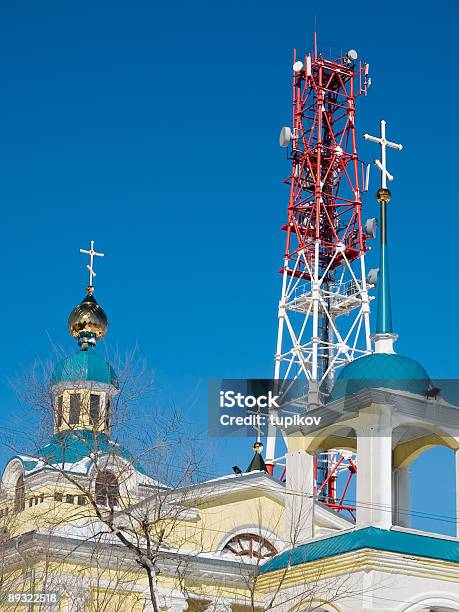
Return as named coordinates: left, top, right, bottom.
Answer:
left=364, top=120, right=402, bottom=189
left=80, top=240, right=104, bottom=291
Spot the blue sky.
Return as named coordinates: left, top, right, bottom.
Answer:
left=0, top=0, right=456, bottom=534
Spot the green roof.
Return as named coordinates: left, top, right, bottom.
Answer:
left=330, top=353, right=430, bottom=401
left=51, top=351, right=118, bottom=388
left=260, top=527, right=459, bottom=573
left=30, top=429, right=147, bottom=475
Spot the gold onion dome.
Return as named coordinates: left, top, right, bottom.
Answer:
left=68, top=290, right=108, bottom=349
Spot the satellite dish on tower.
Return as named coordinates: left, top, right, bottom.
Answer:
left=364, top=218, right=378, bottom=238
left=367, top=268, right=379, bottom=287
left=347, top=49, right=358, bottom=62
left=293, top=61, right=304, bottom=74
left=279, top=127, right=292, bottom=148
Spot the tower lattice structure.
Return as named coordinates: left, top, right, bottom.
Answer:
left=266, top=45, right=375, bottom=467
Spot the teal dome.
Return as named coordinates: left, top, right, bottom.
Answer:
left=330, top=353, right=430, bottom=401
left=37, top=430, right=146, bottom=475
left=51, top=351, right=118, bottom=388
left=10, top=430, right=148, bottom=477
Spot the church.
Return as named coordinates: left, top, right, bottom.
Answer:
left=0, top=42, right=458, bottom=612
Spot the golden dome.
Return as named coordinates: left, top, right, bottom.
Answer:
left=68, top=291, right=108, bottom=345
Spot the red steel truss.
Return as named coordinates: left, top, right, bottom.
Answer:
left=282, top=48, right=371, bottom=277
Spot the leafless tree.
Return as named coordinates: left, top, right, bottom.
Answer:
left=0, top=349, right=208, bottom=611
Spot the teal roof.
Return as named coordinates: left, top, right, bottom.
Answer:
left=260, top=527, right=459, bottom=573
left=51, top=351, right=118, bottom=388
left=31, top=430, right=147, bottom=475
left=330, top=353, right=430, bottom=401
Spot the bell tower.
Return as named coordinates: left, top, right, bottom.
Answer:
left=51, top=240, right=119, bottom=435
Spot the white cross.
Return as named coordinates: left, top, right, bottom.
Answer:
left=80, top=240, right=104, bottom=289
left=364, top=120, right=403, bottom=189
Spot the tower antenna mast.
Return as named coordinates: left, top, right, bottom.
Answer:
left=266, top=39, right=375, bottom=471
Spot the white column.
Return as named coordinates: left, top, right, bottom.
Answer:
left=392, top=466, right=411, bottom=528
left=356, top=406, right=393, bottom=529
left=285, top=450, right=314, bottom=545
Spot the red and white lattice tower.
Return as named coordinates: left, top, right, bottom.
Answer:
left=266, top=43, right=375, bottom=469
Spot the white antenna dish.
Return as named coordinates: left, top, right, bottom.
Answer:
left=293, top=61, right=304, bottom=74
left=347, top=49, right=358, bottom=61
left=364, top=218, right=378, bottom=238
left=279, top=127, right=292, bottom=148
left=367, top=268, right=379, bottom=287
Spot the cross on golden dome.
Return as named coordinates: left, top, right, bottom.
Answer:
left=80, top=240, right=104, bottom=294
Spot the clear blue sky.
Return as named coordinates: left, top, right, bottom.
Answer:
left=0, top=0, right=456, bottom=534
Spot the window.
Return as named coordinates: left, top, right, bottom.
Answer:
left=69, top=394, right=81, bottom=425
left=56, top=395, right=63, bottom=428
left=95, top=471, right=119, bottom=508
left=28, top=498, right=33, bottom=508
left=89, top=394, right=100, bottom=425
left=39, top=494, right=44, bottom=503
left=54, top=492, right=63, bottom=502
left=104, top=398, right=111, bottom=432
left=14, top=475, right=25, bottom=512
left=77, top=495, right=87, bottom=506
left=65, top=494, right=74, bottom=504
left=223, top=534, right=277, bottom=560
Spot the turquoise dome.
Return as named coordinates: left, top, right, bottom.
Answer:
left=11, top=430, right=147, bottom=476
left=38, top=430, right=146, bottom=474
left=330, top=353, right=430, bottom=401
left=51, top=351, right=118, bottom=388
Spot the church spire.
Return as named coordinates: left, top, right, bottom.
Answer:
left=67, top=240, right=108, bottom=351
left=364, top=120, right=402, bottom=354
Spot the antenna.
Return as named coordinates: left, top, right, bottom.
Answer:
left=365, top=163, right=371, bottom=192
left=279, top=127, right=292, bottom=147
left=266, top=45, right=373, bottom=474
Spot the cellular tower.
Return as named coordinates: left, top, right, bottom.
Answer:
left=266, top=41, right=376, bottom=470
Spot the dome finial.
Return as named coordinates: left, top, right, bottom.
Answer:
left=79, top=239, right=104, bottom=295
left=68, top=241, right=108, bottom=351
left=364, top=120, right=402, bottom=354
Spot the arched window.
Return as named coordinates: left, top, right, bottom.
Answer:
left=223, top=534, right=277, bottom=559
left=14, top=474, right=25, bottom=512
left=95, top=471, right=119, bottom=508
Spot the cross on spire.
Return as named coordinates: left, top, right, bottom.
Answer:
left=364, top=120, right=402, bottom=189
left=80, top=240, right=104, bottom=292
